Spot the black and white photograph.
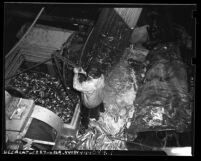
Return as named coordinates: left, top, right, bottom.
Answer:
left=3, top=2, right=196, bottom=156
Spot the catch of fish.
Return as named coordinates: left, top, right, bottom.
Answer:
left=8, top=71, right=80, bottom=124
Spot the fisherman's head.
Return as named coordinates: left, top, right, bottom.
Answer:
left=87, top=67, right=102, bottom=80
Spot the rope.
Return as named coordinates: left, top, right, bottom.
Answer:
left=79, top=26, right=94, bottom=66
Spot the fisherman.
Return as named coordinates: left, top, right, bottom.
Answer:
left=73, top=66, right=105, bottom=129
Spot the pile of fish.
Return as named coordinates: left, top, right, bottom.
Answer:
left=128, top=43, right=191, bottom=135
left=85, top=34, right=125, bottom=75
left=8, top=71, right=79, bottom=123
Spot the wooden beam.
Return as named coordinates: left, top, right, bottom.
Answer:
left=114, top=8, right=142, bottom=29
left=7, top=10, right=93, bottom=26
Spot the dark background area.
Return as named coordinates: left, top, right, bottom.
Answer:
left=4, top=4, right=196, bottom=55
left=138, top=5, right=196, bottom=35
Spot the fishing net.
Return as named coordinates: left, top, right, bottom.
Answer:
left=127, top=43, right=191, bottom=136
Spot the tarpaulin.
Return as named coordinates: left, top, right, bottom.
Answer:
left=128, top=43, right=191, bottom=135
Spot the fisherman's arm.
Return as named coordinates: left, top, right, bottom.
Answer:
left=73, top=67, right=96, bottom=92
left=73, top=72, right=83, bottom=91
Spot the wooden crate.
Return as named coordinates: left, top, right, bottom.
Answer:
left=5, top=48, right=52, bottom=86
left=20, top=48, right=53, bottom=65
left=17, top=23, right=74, bottom=59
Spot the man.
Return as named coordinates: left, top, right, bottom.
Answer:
left=73, top=66, right=105, bottom=129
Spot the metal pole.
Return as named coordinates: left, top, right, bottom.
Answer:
left=79, top=26, right=94, bottom=66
